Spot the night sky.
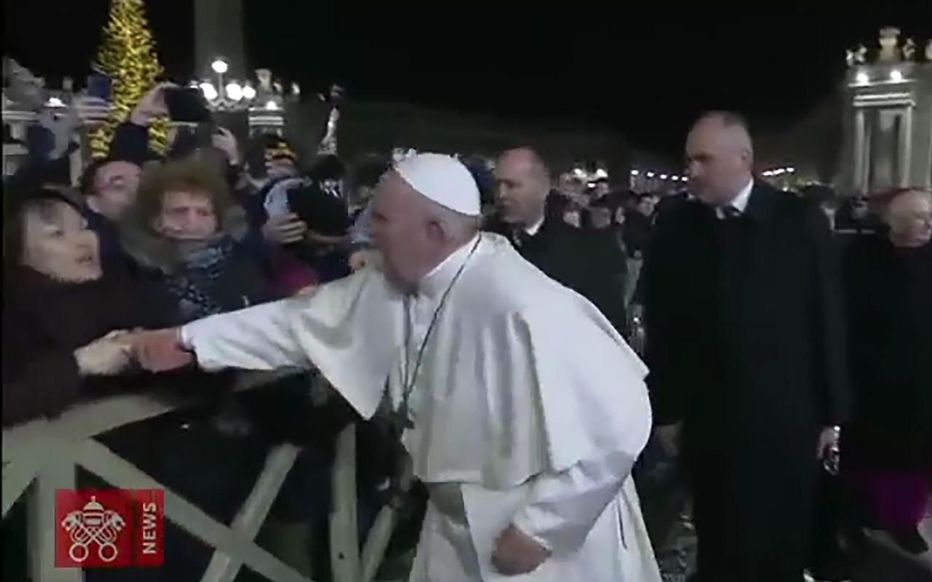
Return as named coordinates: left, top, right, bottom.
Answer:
left=5, top=1, right=932, bottom=157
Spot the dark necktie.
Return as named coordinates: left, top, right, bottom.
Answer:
left=720, top=205, right=742, bottom=220
left=512, top=229, right=532, bottom=248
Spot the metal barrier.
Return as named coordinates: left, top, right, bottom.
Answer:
left=2, top=371, right=409, bottom=582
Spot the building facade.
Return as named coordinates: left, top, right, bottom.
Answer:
left=838, top=28, right=932, bottom=195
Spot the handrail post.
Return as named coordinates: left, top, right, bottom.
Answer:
left=2, top=371, right=405, bottom=581
left=360, top=456, right=413, bottom=582
left=200, top=442, right=302, bottom=582
left=329, top=424, right=360, bottom=582
left=28, top=456, right=82, bottom=582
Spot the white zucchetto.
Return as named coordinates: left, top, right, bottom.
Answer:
left=394, top=153, right=481, bottom=217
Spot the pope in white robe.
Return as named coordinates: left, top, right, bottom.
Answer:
left=135, top=153, right=661, bottom=581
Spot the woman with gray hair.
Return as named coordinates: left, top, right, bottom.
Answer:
left=121, top=158, right=271, bottom=321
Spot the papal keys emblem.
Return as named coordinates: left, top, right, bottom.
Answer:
left=60, top=496, right=126, bottom=563
left=56, top=488, right=164, bottom=568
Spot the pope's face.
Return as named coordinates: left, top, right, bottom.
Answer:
left=371, top=171, right=434, bottom=289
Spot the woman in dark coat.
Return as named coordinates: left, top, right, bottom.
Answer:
left=2, top=188, right=173, bottom=426
left=0, top=177, right=265, bottom=580
left=0, top=187, right=178, bottom=581
left=843, top=187, right=932, bottom=554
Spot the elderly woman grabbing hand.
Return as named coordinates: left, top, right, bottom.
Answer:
left=2, top=188, right=172, bottom=427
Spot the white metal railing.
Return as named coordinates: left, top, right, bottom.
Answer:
left=2, top=371, right=411, bottom=582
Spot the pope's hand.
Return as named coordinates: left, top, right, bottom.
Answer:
left=492, top=524, right=550, bottom=575
left=132, top=328, right=193, bottom=372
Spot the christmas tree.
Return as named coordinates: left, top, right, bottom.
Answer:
left=89, top=0, right=168, bottom=158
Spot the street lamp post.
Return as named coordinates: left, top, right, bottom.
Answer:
left=195, top=58, right=297, bottom=134
left=196, top=57, right=257, bottom=112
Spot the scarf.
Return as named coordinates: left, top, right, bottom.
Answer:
left=165, top=236, right=237, bottom=322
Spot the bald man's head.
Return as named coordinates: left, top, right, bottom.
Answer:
left=495, top=147, right=551, bottom=226
left=685, top=111, right=755, bottom=206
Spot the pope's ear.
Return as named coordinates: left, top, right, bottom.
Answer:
left=425, top=218, right=447, bottom=242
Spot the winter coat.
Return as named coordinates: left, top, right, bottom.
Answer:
left=843, top=233, right=932, bottom=470
left=2, top=267, right=174, bottom=427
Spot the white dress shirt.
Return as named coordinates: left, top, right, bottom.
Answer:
left=525, top=214, right=545, bottom=236
left=715, top=178, right=754, bottom=219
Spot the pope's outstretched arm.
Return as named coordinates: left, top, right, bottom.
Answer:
left=181, top=298, right=312, bottom=371
left=164, top=268, right=404, bottom=420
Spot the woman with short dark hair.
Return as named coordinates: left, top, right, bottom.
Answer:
left=2, top=187, right=172, bottom=426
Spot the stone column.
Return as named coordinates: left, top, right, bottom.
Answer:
left=853, top=108, right=866, bottom=193
left=870, top=109, right=898, bottom=192
left=194, top=0, right=246, bottom=78
left=900, top=106, right=913, bottom=187
left=911, top=94, right=932, bottom=189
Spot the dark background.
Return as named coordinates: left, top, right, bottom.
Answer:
left=5, top=1, right=932, bottom=156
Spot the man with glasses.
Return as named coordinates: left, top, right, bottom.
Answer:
left=78, top=157, right=143, bottom=273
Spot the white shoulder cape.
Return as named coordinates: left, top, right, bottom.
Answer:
left=286, top=234, right=650, bottom=488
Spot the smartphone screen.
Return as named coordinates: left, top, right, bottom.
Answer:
left=195, top=121, right=217, bottom=149
left=164, top=88, right=211, bottom=123
left=87, top=74, right=111, bottom=101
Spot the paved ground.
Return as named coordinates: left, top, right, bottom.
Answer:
left=648, top=497, right=932, bottom=582
left=850, top=518, right=932, bottom=582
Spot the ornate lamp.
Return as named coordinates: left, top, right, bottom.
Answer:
left=193, top=59, right=300, bottom=135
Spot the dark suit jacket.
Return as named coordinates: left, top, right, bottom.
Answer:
left=486, top=198, right=628, bottom=335
left=1, top=268, right=174, bottom=426
left=843, top=234, right=931, bottom=470
left=643, top=183, right=849, bottom=432
left=640, top=182, right=851, bottom=552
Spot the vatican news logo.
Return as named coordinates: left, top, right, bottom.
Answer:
left=55, top=489, right=164, bottom=568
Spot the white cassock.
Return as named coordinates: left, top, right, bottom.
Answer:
left=181, top=233, right=661, bottom=582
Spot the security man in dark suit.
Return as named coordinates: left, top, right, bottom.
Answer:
left=641, top=112, right=850, bottom=582
left=485, top=147, right=628, bottom=335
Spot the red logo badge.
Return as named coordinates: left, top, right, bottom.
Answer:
left=56, top=489, right=164, bottom=568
